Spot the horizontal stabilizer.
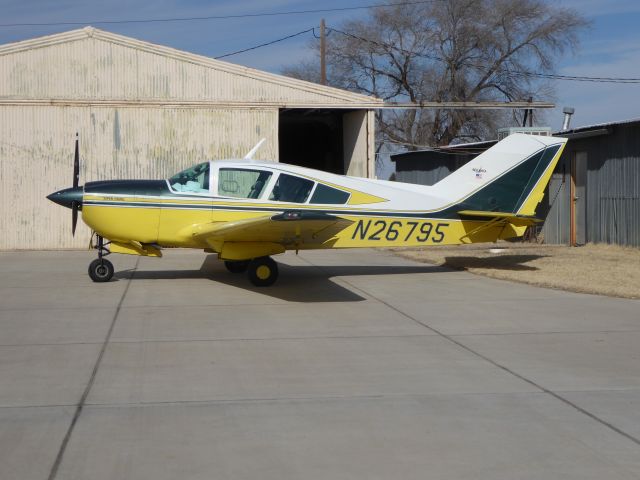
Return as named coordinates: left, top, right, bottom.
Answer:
left=457, top=210, right=541, bottom=226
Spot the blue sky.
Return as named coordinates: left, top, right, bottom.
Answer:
left=1, top=0, right=639, bottom=133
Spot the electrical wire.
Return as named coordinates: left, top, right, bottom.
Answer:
left=508, top=70, right=640, bottom=84
left=0, top=1, right=439, bottom=28
left=328, top=27, right=640, bottom=84
left=215, top=28, right=313, bottom=59
left=330, top=26, right=443, bottom=62
left=4, top=0, right=635, bottom=84
left=214, top=25, right=640, bottom=82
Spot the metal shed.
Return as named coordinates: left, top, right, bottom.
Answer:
left=391, top=122, right=640, bottom=247
left=391, top=141, right=494, bottom=186
left=539, top=119, right=640, bottom=247
left=0, top=27, right=382, bottom=250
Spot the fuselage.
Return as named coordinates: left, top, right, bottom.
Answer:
left=76, top=159, right=524, bottom=251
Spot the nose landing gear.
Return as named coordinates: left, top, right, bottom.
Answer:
left=88, top=234, right=114, bottom=282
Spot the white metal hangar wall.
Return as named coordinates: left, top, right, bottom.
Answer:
left=0, top=27, right=381, bottom=250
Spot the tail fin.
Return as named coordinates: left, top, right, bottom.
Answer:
left=430, top=134, right=567, bottom=216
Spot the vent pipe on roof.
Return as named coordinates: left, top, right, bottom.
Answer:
left=562, top=107, right=575, bottom=130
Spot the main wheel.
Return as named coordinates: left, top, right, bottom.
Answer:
left=247, top=256, right=279, bottom=287
left=88, top=258, right=114, bottom=283
left=224, top=260, right=249, bottom=273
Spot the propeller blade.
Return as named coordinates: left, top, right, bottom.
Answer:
left=71, top=201, right=78, bottom=236
left=73, top=133, right=80, bottom=189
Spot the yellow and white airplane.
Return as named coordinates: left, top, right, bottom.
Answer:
left=48, top=133, right=566, bottom=286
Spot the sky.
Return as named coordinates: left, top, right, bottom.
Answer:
left=1, top=0, right=639, bottom=140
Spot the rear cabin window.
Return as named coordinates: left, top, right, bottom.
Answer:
left=310, top=183, right=350, bottom=204
left=269, top=174, right=314, bottom=203
left=218, top=169, right=272, bottom=199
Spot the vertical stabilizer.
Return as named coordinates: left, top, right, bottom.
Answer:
left=429, top=134, right=567, bottom=215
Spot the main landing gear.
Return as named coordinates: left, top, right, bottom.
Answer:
left=225, top=256, right=279, bottom=287
left=88, top=234, right=114, bottom=282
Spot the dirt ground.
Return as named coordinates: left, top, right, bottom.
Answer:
left=394, top=243, right=640, bottom=299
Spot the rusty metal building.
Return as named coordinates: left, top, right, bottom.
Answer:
left=0, top=27, right=381, bottom=249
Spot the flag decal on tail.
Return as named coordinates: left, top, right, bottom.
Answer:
left=472, top=167, right=486, bottom=179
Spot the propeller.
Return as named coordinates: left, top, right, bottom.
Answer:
left=72, top=133, right=80, bottom=236
left=46, top=133, right=84, bottom=232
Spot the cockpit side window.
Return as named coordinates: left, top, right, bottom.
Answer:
left=310, top=183, right=350, bottom=204
left=218, top=168, right=272, bottom=199
left=268, top=173, right=314, bottom=203
left=169, top=162, right=210, bottom=193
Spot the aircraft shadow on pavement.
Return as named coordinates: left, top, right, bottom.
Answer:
left=114, top=255, right=445, bottom=303
left=443, top=254, right=546, bottom=271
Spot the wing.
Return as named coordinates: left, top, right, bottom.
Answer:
left=190, top=210, right=353, bottom=259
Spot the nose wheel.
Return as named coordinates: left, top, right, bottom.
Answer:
left=247, top=256, right=278, bottom=287
left=88, top=234, right=114, bottom=282
left=88, top=258, right=114, bottom=282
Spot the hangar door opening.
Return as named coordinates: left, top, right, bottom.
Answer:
left=279, top=109, right=345, bottom=174
left=279, top=109, right=371, bottom=177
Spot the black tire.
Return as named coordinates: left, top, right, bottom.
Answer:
left=88, top=258, right=114, bottom=283
left=224, top=260, right=250, bottom=274
left=247, top=256, right=279, bottom=287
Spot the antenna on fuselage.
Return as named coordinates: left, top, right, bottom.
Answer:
left=243, top=138, right=266, bottom=160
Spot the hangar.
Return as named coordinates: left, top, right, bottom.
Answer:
left=0, top=27, right=382, bottom=249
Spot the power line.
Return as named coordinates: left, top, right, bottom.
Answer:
left=329, top=27, right=640, bottom=84
left=330, top=26, right=443, bottom=62
left=215, top=28, right=314, bottom=59
left=210, top=24, right=640, bottom=83
left=0, top=1, right=439, bottom=28
left=509, top=70, right=640, bottom=84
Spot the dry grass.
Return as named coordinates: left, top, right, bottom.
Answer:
left=394, top=243, right=640, bottom=299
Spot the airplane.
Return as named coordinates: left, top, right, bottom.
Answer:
left=47, top=133, right=567, bottom=286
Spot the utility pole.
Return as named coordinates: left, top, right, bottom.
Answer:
left=320, top=18, right=327, bottom=85
left=522, top=96, right=534, bottom=127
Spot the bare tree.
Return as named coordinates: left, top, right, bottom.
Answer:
left=282, top=0, right=587, bottom=147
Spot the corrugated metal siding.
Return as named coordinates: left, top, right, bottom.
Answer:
left=393, top=151, right=473, bottom=186
left=396, top=164, right=453, bottom=186
left=539, top=159, right=571, bottom=244
left=586, top=152, right=640, bottom=247
left=541, top=123, right=640, bottom=246
left=0, top=33, right=376, bottom=105
left=0, top=105, right=278, bottom=250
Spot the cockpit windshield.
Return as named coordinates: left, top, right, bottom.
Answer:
left=169, top=162, right=210, bottom=193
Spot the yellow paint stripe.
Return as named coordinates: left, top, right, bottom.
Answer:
left=517, top=142, right=567, bottom=216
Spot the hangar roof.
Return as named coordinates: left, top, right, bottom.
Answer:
left=0, top=27, right=383, bottom=108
